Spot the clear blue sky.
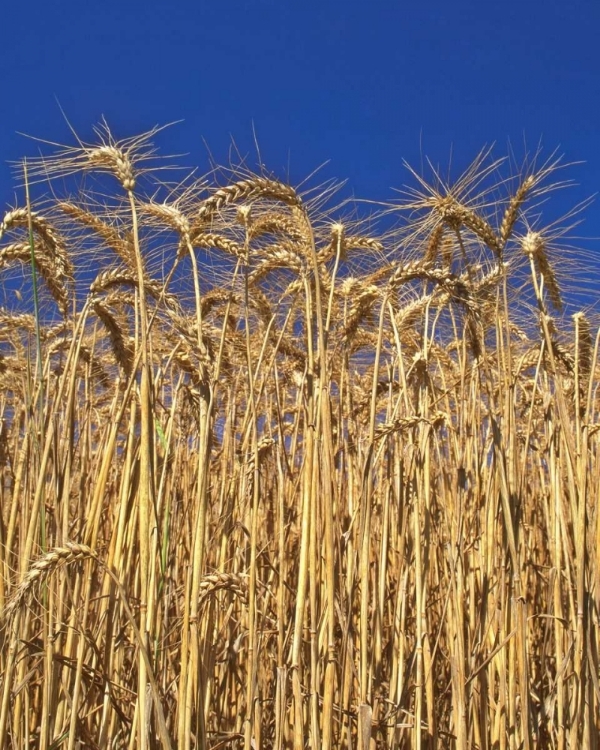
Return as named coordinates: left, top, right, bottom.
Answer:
left=2, top=0, right=599, bottom=301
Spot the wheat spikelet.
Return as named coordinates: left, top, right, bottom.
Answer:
left=276, top=337, right=306, bottom=370
left=394, top=291, right=436, bottom=328
left=86, top=145, right=136, bottom=190
left=387, top=260, right=454, bottom=292
left=0, top=308, right=37, bottom=333
left=549, top=336, right=575, bottom=374
left=58, top=200, right=135, bottom=266
left=281, top=277, right=305, bottom=297
left=245, top=286, right=273, bottom=326
left=344, top=235, right=384, bottom=254
left=514, top=346, right=546, bottom=377
left=46, top=336, right=111, bottom=386
left=162, top=311, right=217, bottom=382
left=432, top=196, right=502, bottom=255
left=472, top=262, right=505, bottom=293
left=315, top=224, right=343, bottom=264
left=249, top=256, right=301, bottom=286
left=2, top=543, right=97, bottom=624
left=172, top=343, right=215, bottom=386
left=0, top=241, right=70, bottom=316
left=465, top=310, right=483, bottom=358
left=90, top=267, right=141, bottom=296
left=243, top=436, right=276, bottom=498
left=365, top=263, right=398, bottom=287
left=440, top=233, right=454, bottom=268
left=318, top=232, right=384, bottom=265
left=522, top=231, right=562, bottom=310
left=289, top=204, right=312, bottom=242
left=189, top=230, right=245, bottom=258
left=1, top=206, right=73, bottom=281
left=235, top=203, right=252, bottom=229
left=197, top=177, right=301, bottom=221
left=90, top=267, right=178, bottom=311
left=92, top=297, right=134, bottom=375
left=248, top=258, right=282, bottom=288
left=2, top=207, right=65, bottom=259
left=143, top=200, right=191, bottom=236
left=45, top=320, right=70, bottom=341
left=18, top=123, right=167, bottom=193
left=247, top=211, right=307, bottom=243
left=318, top=231, right=384, bottom=264
left=199, top=288, right=233, bottom=317
left=500, top=175, right=535, bottom=247
left=573, top=312, right=592, bottom=374
left=198, top=572, right=249, bottom=605
left=258, top=242, right=305, bottom=271
left=374, top=412, right=446, bottom=440
left=429, top=339, right=461, bottom=374
left=344, top=284, right=380, bottom=340
left=339, top=276, right=366, bottom=299
left=458, top=207, right=502, bottom=256
left=424, top=224, right=444, bottom=263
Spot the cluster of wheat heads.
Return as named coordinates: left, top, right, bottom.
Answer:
left=0, top=126, right=599, bottom=750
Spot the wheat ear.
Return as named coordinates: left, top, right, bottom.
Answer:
left=197, top=177, right=301, bottom=221
left=2, top=543, right=96, bottom=624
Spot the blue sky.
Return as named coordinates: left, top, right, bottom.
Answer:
left=2, top=0, right=599, bottom=302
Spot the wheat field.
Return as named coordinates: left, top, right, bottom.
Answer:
left=0, top=126, right=598, bottom=749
